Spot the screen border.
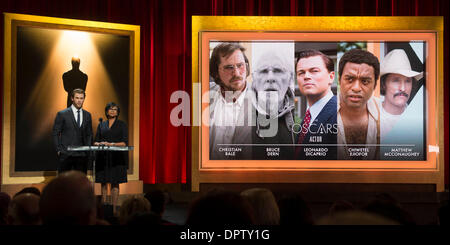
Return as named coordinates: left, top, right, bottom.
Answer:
left=191, top=16, right=444, bottom=192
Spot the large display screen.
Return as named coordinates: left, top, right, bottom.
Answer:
left=199, top=32, right=437, bottom=169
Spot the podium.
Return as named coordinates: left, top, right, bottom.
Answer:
left=67, top=145, right=134, bottom=185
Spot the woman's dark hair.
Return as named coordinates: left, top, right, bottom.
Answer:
left=105, top=102, right=120, bottom=118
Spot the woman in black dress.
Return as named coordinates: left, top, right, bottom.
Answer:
left=94, top=102, right=128, bottom=214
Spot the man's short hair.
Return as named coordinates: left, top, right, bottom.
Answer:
left=39, top=171, right=96, bottom=225
left=209, top=42, right=250, bottom=85
left=8, top=193, right=41, bottom=225
left=14, top=187, right=41, bottom=198
left=296, top=49, right=334, bottom=73
left=71, top=88, right=86, bottom=98
left=144, top=190, right=166, bottom=215
left=338, top=49, right=380, bottom=86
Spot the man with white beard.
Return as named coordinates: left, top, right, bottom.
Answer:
left=250, top=51, right=296, bottom=159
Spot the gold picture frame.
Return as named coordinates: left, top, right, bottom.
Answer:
left=2, top=13, right=140, bottom=185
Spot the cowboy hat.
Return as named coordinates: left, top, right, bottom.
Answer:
left=380, top=49, right=423, bottom=80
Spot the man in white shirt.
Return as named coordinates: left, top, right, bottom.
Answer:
left=209, top=43, right=253, bottom=159
left=295, top=49, right=338, bottom=159
left=379, top=49, right=423, bottom=139
left=337, top=49, right=381, bottom=160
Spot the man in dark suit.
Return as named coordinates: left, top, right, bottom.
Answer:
left=295, top=50, right=338, bottom=159
left=52, top=88, right=93, bottom=174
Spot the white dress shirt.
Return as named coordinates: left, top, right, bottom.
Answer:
left=210, top=87, right=247, bottom=145
left=71, top=104, right=83, bottom=126
left=380, top=105, right=402, bottom=140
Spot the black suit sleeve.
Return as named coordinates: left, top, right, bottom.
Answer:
left=52, top=111, right=64, bottom=153
left=83, top=112, right=94, bottom=162
left=120, top=121, right=128, bottom=145
left=85, top=112, right=93, bottom=146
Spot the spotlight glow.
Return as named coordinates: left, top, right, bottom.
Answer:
left=25, top=29, right=119, bottom=143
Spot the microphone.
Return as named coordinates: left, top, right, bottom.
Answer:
left=98, top=118, right=103, bottom=146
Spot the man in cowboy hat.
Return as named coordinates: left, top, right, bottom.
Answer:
left=379, top=49, right=423, bottom=138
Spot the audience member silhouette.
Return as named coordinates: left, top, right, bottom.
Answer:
left=39, top=170, right=97, bottom=225
left=63, top=57, right=88, bottom=107
left=0, top=192, right=11, bottom=225
left=362, top=193, right=415, bottom=225
left=438, top=200, right=448, bottom=225
left=240, top=188, right=280, bottom=225
left=316, top=210, right=399, bottom=225
left=7, top=193, right=41, bottom=225
left=95, top=195, right=106, bottom=219
left=278, top=194, right=314, bottom=225
left=329, top=200, right=355, bottom=217
left=3, top=178, right=444, bottom=226
left=126, top=212, right=162, bottom=226
left=14, top=187, right=41, bottom=197
left=95, top=195, right=114, bottom=225
left=118, top=195, right=151, bottom=225
left=185, top=189, right=254, bottom=225
left=144, top=190, right=175, bottom=225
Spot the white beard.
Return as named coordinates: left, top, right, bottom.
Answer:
left=255, top=91, right=280, bottom=119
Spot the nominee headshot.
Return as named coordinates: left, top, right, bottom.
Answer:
left=250, top=43, right=296, bottom=159
left=294, top=49, right=337, bottom=160
left=379, top=49, right=423, bottom=140
left=336, top=48, right=381, bottom=160
left=208, top=42, right=253, bottom=160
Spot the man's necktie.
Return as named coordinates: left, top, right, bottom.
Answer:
left=77, top=109, right=81, bottom=127
left=295, top=109, right=311, bottom=157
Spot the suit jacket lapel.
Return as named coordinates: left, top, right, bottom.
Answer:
left=303, top=95, right=337, bottom=142
left=66, top=108, right=79, bottom=129
left=68, top=107, right=84, bottom=129
left=310, top=96, right=337, bottom=130
left=80, top=110, right=86, bottom=128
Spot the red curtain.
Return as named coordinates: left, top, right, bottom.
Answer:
left=0, top=0, right=448, bottom=185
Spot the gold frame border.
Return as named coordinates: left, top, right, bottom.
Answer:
left=2, top=13, right=140, bottom=184
left=191, top=16, right=444, bottom=192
